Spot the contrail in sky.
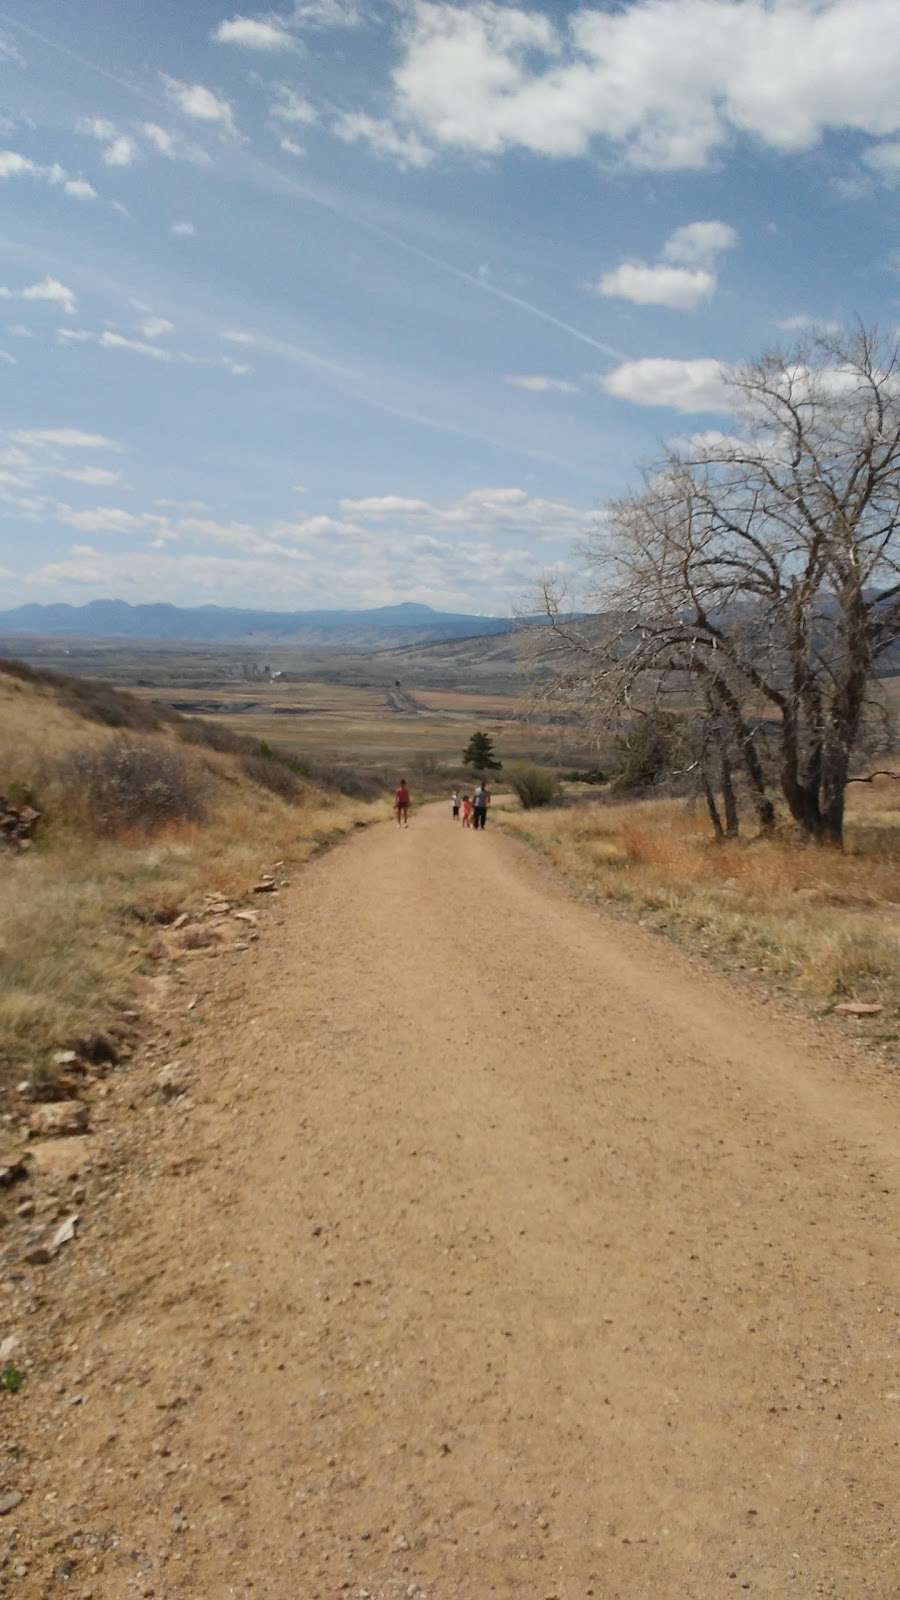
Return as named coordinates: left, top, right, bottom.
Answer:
left=0, top=8, right=628, bottom=367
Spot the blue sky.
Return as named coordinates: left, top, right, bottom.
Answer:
left=0, top=0, right=898, bottom=615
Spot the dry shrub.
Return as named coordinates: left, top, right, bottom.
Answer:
left=57, top=737, right=207, bottom=835
left=500, top=783, right=900, bottom=1015
left=240, top=752, right=302, bottom=802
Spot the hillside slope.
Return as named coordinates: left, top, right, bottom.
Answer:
left=0, top=659, right=380, bottom=1091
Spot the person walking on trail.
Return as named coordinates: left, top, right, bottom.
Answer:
left=394, top=779, right=411, bottom=828
left=451, top=790, right=460, bottom=821
left=472, top=780, right=491, bottom=830
left=461, top=794, right=473, bottom=828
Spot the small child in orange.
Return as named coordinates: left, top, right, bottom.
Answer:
left=461, top=795, right=473, bottom=828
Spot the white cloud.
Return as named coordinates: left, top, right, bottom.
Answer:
left=774, top=313, right=843, bottom=334
left=280, top=136, right=306, bottom=157
left=662, top=220, right=738, bottom=268
left=140, top=317, right=174, bottom=339
left=269, top=86, right=318, bottom=126
left=0, top=349, right=15, bottom=366
left=140, top=123, right=213, bottom=165
left=223, top=329, right=256, bottom=346
left=602, top=357, right=732, bottom=413
left=0, top=32, right=24, bottom=66
left=291, top=0, right=363, bottom=26
left=0, top=150, right=36, bottom=179
left=171, top=221, right=197, bottom=237
left=79, top=117, right=116, bottom=141
left=597, top=218, right=737, bottom=310
left=7, top=325, right=30, bottom=337
left=392, top=0, right=900, bottom=172
left=60, top=325, right=252, bottom=376
left=505, top=375, right=579, bottom=393
left=597, top=262, right=716, bottom=310
left=862, top=139, right=900, bottom=179
left=58, top=505, right=167, bottom=535
left=76, top=113, right=138, bottom=168
left=21, top=277, right=77, bottom=316
left=11, top=428, right=122, bottom=451
left=829, top=171, right=875, bottom=201
left=162, top=76, right=238, bottom=137
left=103, top=135, right=139, bottom=168
left=56, top=466, right=122, bottom=486
left=214, top=16, right=295, bottom=50
left=100, top=332, right=172, bottom=361
left=331, top=112, right=434, bottom=169
left=64, top=178, right=97, bottom=199
left=0, top=149, right=98, bottom=199
left=340, top=495, right=433, bottom=515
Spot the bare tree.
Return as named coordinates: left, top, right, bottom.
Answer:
left=536, top=325, right=900, bottom=847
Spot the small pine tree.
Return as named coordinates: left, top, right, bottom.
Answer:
left=462, top=730, right=502, bottom=771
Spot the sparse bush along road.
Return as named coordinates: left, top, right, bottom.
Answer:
left=13, top=804, right=900, bottom=1595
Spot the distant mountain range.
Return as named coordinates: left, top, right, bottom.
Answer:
left=0, top=599, right=514, bottom=649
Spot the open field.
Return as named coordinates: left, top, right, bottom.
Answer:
left=127, top=679, right=553, bottom=771
left=0, top=636, right=581, bottom=772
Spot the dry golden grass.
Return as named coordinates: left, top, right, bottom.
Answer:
left=0, top=670, right=380, bottom=1080
left=499, top=780, right=900, bottom=1027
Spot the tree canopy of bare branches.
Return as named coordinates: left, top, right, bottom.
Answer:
left=535, top=325, right=900, bottom=847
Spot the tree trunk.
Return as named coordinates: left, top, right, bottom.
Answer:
left=704, top=671, right=773, bottom=833
left=720, top=748, right=739, bottom=838
left=702, top=771, right=725, bottom=841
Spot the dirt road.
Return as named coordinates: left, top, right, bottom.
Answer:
left=16, top=804, right=900, bottom=1597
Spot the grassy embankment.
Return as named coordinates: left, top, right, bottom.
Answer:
left=0, top=661, right=382, bottom=1087
left=499, top=782, right=900, bottom=1036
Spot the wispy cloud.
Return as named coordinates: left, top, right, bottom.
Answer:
left=774, top=313, right=843, bottom=334
left=505, top=375, right=579, bottom=394
left=213, top=16, right=296, bottom=51
left=10, top=428, right=123, bottom=450
left=19, top=277, right=78, bottom=316
left=331, top=112, right=434, bottom=170
left=269, top=85, right=318, bottom=128
left=140, top=317, right=174, bottom=339
left=0, top=148, right=99, bottom=199
left=56, top=324, right=250, bottom=377
left=171, top=220, right=197, bottom=238
left=140, top=122, right=212, bottom=165
left=162, top=75, right=239, bottom=138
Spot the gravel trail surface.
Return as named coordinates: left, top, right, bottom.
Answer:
left=15, top=804, right=900, bottom=1597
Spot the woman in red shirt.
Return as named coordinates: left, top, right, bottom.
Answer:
left=394, top=779, right=411, bottom=828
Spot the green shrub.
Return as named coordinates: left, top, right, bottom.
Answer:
left=507, top=763, right=561, bottom=809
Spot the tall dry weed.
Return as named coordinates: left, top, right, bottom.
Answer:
left=500, top=784, right=900, bottom=1016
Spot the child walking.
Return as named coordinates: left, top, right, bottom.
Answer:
left=461, top=794, right=472, bottom=828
